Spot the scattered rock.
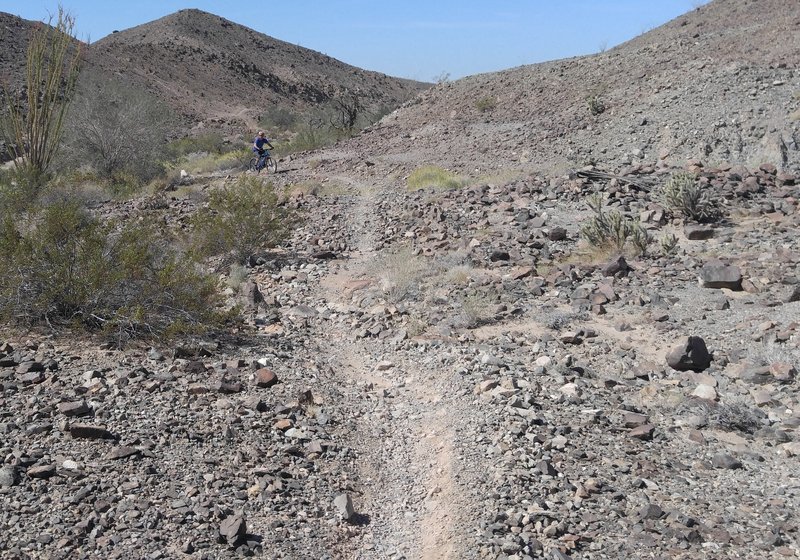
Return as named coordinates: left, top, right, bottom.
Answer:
left=219, top=514, right=247, bottom=547
left=712, top=454, right=743, bottom=470
left=69, top=424, right=116, bottom=440
left=255, top=368, right=279, bottom=388
left=333, top=493, right=355, bottom=521
left=698, top=262, right=742, bottom=290
left=667, top=336, right=712, bottom=372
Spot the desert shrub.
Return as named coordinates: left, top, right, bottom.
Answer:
left=660, top=172, right=721, bottom=222
left=226, top=264, right=249, bottom=292
left=586, top=94, right=606, bottom=116
left=475, top=96, right=497, bottom=113
left=659, top=232, right=679, bottom=256
left=260, top=107, right=297, bottom=131
left=0, top=200, right=223, bottom=340
left=166, top=133, right=233, bottom=159
left=0, top=169, right=41, bottom=213
left=407, top=166, right=463, bottom=191
left=281, top=114, right=338, bottom=154
left=190, top=176, right=297, bottom=265
left=580, top=194, right=651, bottom=255
left=62, top=74, right=168, bottom=182
left=372, top=246, right=429, bottom=303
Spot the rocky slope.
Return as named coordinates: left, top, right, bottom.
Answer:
left=0, top=9, right=428, bottom=138
left=86, top=9, right=428, bottom=133
left=330, top=0, right=800, bottom=177
left=1, top=1, right=800, bottom=559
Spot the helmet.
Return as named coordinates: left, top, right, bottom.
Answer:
left=258, top=131, right=265, bottom=137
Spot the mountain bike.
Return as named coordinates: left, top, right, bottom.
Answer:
left=248, top=151, right=277, bottom=174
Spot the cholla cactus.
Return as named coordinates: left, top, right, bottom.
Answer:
left=661, top=172, right=721, bottom=222
left=580, top=194, right=651, bottom=255
left=659, top=233, right=679, bottom=256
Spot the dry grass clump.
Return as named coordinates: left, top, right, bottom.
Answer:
left=579, top=194, right=650, bottom=256
left=371, top=245, right=429, bottom=303
left=457, top=293, right=493, bottom=328
left=699, top=398, right=766, bottom=434
left=407, top=166, right=463, bottom=191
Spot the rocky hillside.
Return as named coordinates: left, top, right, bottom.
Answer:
left=0, top=12, right=35, bottom=86
left=1, top=1, right=800, bottom=559
left=86, top=9, right=428, bottom=133
left=335, top=0, right=800, bottom=176
left=1, top=9, right=428, bottom=137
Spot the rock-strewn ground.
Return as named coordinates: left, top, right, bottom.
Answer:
left=2, top=153, right=798, bottom=559
left=2, top=1, right=800, bottom=558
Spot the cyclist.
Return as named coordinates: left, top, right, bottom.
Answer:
left=252, top=131, right=274, bottom=166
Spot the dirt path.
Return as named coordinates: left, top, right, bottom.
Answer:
left=317, top=181, right=468, bottom=559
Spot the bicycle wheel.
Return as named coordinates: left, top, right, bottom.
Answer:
left=248, top=157, right=259, bottom=173
left=265, top=157, right=277, bottom=174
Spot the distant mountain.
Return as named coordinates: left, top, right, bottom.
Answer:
left=1, top=9, right=429, bottom=138
left=343, top=0, right=800, bottom=173
left=86, top=9, right=429, bottom=133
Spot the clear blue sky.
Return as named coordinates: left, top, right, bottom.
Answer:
left=2, top=1, right=708, bottom=81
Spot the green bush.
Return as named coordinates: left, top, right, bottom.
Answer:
left=475, top=96, right=497, bottom=113
left=660, top=172, right=721, bottom=223
left=580, top=194, right=650, bottom=255
left=0, top=200, right=224, bottom=340
left=586, top=94, right=606, bottom=116
left=166, top=133, right=233, bottom=159
left=190, top=176, right=297, bottom=265
left=260, top=107, right=297, bottom=130
left=659, top=232, right=679, bottom=256
left=407, top=166, right=463, bottom=191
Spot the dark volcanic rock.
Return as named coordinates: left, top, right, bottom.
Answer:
left=219, top=514, right=247, bottom=546
left=684, top=224, right=715, bottom=240
left=699, top=262, right=742, bottom=290
left=667, top=336, right=712, bottom=372
left=69, top=424, right=117, bottom=440
left=712, top=454, right=743, bottom=470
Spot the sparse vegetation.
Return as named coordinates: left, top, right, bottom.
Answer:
left=586, top=93, right=606, bottom=116
left=660, top=171, right=722, bottom=222
left=475, top=96, right=497, bottom=113
left=178, top=148, right=251, bottom=175
left=458, top=293, right=493, bottom=328
left=1, top=7, right=82, bottom=186
left=373, top=245, right=428, bottom=303
left=330, top=91, right=366, bottom=137
left=190, top=176, right=297, bottom=266
left=260, top=107, right=297, bottom=131
left=699, top=397, right=766, bottom=434
left=166, top=133, right=233, bottom=160
left=580, top=194, right=651, bottom=255
left=659, top=232, right=679, bottom=256
left=62, top=76, right=168, bottom=182
left=226, top=264, right=249, bottom=292
left=0, top=198, right=223, bottom=341
left=407, top=165, right=463, bottom=191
